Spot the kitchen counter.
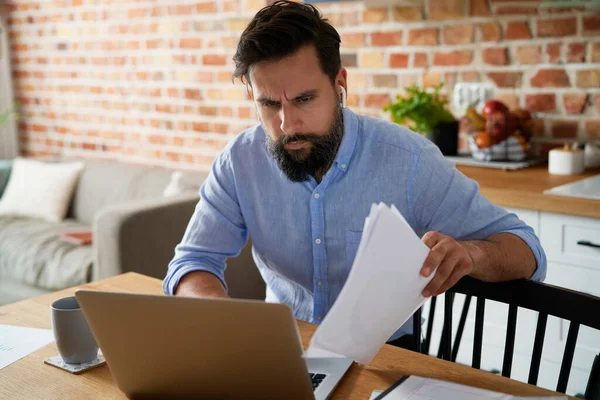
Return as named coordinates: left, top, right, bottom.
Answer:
left=456, top=164, right=600, bottom=219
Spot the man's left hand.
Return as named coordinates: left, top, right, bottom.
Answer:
left=420, top=231, right=474, bottom=297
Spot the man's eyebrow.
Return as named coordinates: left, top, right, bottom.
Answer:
left=256, top=90, right=319, bottom=104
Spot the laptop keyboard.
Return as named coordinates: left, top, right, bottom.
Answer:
left=309, top=373, right=327, bottom=390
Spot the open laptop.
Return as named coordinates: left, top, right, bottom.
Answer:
left=75, top=290, right=353, bottom=400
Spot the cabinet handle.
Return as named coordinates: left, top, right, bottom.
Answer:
left=577, top=240, right=600, bottom=249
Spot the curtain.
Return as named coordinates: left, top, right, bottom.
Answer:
left=0, top=16, right=18, bottom=160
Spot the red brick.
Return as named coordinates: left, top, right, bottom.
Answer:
left=365, top=94, right=390, bottom=108
left=180, top=38, right=202, bottom=49
left=526, top=94, right=556, bottom=113
left=390, top=53, right=409, bottom=68
left=567, top=42, right=586, bottom=63
left=408, top=28, right=439, bottom=46
left=531, top=69, right=571, bottom=88
left=478, top=22, right=502, bottom=42
left=429, top=0, right=467, bottom=20
left=128, top=8, right=145, bottom=18
left=373, top=74, right=398, bottom=88
left=470, top=0, right=491, bottom=16
left=592, top=42, right=600, bottom=63
left=529, top=119, right=546, bottom=138
left=496, top=6, right=537, bottom=15
left=583, top=16, right=600, bottom=36
left=203, top=54, right=227, bottom=65
left=482, top=47, right=508, bottom=65
left=563, top=93, right=587, bottom=114
left=576, top=69, right=600, bottom=89
left=433, top=50, right=473, bottom=66
left=341, top=54, right=357, bottom=68
left=486, top=72, right=522, bottom=88
left=595, top=94, right=600, bottom=113
left=551, top=120, right=579, bottom=139
left=423, top=72, right=442, bottom=88
left=443, top=25, right=474, bottom=45
left=547, top=42, right=562, bottom=63
left=341, top=33, right=365, bottom=48
left=197, top=2, right=216, bottom=13
left=413, top=53, right=428, bottom=68
left=504, top=21, right=531, bottom=40
left=362, top=8, right=387, bottom=23
left=371, top=31, right=403, bottom=46
left=537, top=18, right=577, bottom=37
left=585, top=120, right=600, bottom=140
left=392, top=6, right=423, bottom=21
left=516, top=45, right=541, bottom=65
left=184, top=89, right=202, bottom=100
left=460, top=71, right=480, bottom=82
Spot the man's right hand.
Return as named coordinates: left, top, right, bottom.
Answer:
left=175, top=271, right=229, bottom=298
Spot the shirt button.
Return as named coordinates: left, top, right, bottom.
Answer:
left=315, top=238, right=321, bottom=244
left=317, top=316, right=322, bottom=321
left=317, top=281, right=322, bottom=286
left=314, top=193, right=320, bottom=199
left=341, top=164, right=347, bottom=169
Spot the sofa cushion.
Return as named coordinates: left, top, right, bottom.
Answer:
left=0, top=158, right=84, bottom=222
left=0, top=215, right=93, bottom=290
left=68, top=158, right=208, bottom=225
left=0, top=160, right=12, bottom=198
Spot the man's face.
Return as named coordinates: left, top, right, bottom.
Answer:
left=248, top=45, right=347, bottom=182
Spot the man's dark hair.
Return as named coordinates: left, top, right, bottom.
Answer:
left=233, top=1, right=341, bottom=85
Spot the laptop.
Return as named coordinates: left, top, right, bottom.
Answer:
left=75, top=290, right=353, bottom=400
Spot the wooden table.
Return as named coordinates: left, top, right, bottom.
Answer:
left=0, top=272, right=572, bottom=399
left=457, top=164, right=600, bottom=219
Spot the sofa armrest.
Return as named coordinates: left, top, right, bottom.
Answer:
left=92, top=194, right=199, bottom=281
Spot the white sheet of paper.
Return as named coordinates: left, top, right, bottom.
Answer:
left=0, top=325, right=54, bottom=370
left=375, top=376, right=567, bottom=400
left=307, top=203, right=435, bottom=364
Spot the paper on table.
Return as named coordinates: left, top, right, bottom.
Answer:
left=307, top=203, right=435, bottom=364
left=0, top=325, right=54, bottom=370
left=374, top=376, right=567, bottom=400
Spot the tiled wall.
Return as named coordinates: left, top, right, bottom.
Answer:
left=4, top=0, right=600, bottom=169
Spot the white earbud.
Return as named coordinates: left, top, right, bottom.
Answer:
left=339, top=86, right=347, bottom=109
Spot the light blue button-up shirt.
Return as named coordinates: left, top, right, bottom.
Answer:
left=163, top=108, right=547, bottom=338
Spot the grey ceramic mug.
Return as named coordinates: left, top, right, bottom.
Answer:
left=51, top=296, right=98, bottom=364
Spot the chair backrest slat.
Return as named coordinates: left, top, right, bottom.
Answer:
left=423, top=296, right=437, bottom=355
left=413, top=307, right=422, bottom=353
left=451, top=295, right=472, bottom=362
left=472, top=296, right=485, bottom=369
left=502, top=304, right=518, bottom=377
left=528, top=312, right=548, bottom=385
left=442, top=292, right=454, bottom=360
left=556, top=321, right=580, bottom=393
left=585, top=353, right=600, bottom=400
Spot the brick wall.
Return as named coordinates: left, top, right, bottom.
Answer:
left=4, top=0, right=600, bottom=170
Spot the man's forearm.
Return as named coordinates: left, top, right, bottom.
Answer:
left=460, top=233, right=537, bottom=282
left=175, top=271, right=229, bottom=298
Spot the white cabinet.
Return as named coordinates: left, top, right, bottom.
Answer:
left=424, top=208, right=599, bottom=397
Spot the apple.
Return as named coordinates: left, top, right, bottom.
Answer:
left=482, top=100, right=509, bottom=119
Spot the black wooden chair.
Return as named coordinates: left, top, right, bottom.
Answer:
left=411, top=276, right=600, bottom=398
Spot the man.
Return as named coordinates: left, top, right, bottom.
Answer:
left=163, top=1, right=546, bottom=349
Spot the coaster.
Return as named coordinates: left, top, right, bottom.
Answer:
left=44, top=354, right=106, bottom=374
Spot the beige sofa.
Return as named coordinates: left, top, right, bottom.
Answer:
left=0, top=158, right=265, bottom=305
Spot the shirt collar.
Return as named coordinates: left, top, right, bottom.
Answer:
left=333, top=108, right=359, bottom=171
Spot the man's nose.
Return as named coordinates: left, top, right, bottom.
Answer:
left=279, top=103, right=301, bottom=135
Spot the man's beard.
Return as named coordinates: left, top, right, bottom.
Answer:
left=266, top=107, right=344, bottom=182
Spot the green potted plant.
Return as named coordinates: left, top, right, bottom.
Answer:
left=384, top=83, right=459, bottom=155
left=0, top=104, right=17, bottom=130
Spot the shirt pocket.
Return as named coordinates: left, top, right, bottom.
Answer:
left=345, top=230, right=364, bottom=271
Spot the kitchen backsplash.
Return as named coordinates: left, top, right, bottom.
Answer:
left=3, top=0, right=600, bottom=169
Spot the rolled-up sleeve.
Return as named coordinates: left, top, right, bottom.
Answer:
left=408, top=144, right=547, bottom=282
left=162, top=151, right=248, bottom=295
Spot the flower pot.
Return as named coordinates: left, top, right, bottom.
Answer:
left=426, top=120, right=458, bottom=156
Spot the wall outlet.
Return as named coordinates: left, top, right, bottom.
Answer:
left=452, top=83, right=495, bottom=116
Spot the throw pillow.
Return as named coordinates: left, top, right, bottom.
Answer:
left=0, top=160, right=12, bottom=199
left=0, top=158, right=85, bottom=222
left=163, top=171, right=201, bottom=197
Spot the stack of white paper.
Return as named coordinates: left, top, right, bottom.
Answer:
left=307, top=203, right=436, bottom=364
